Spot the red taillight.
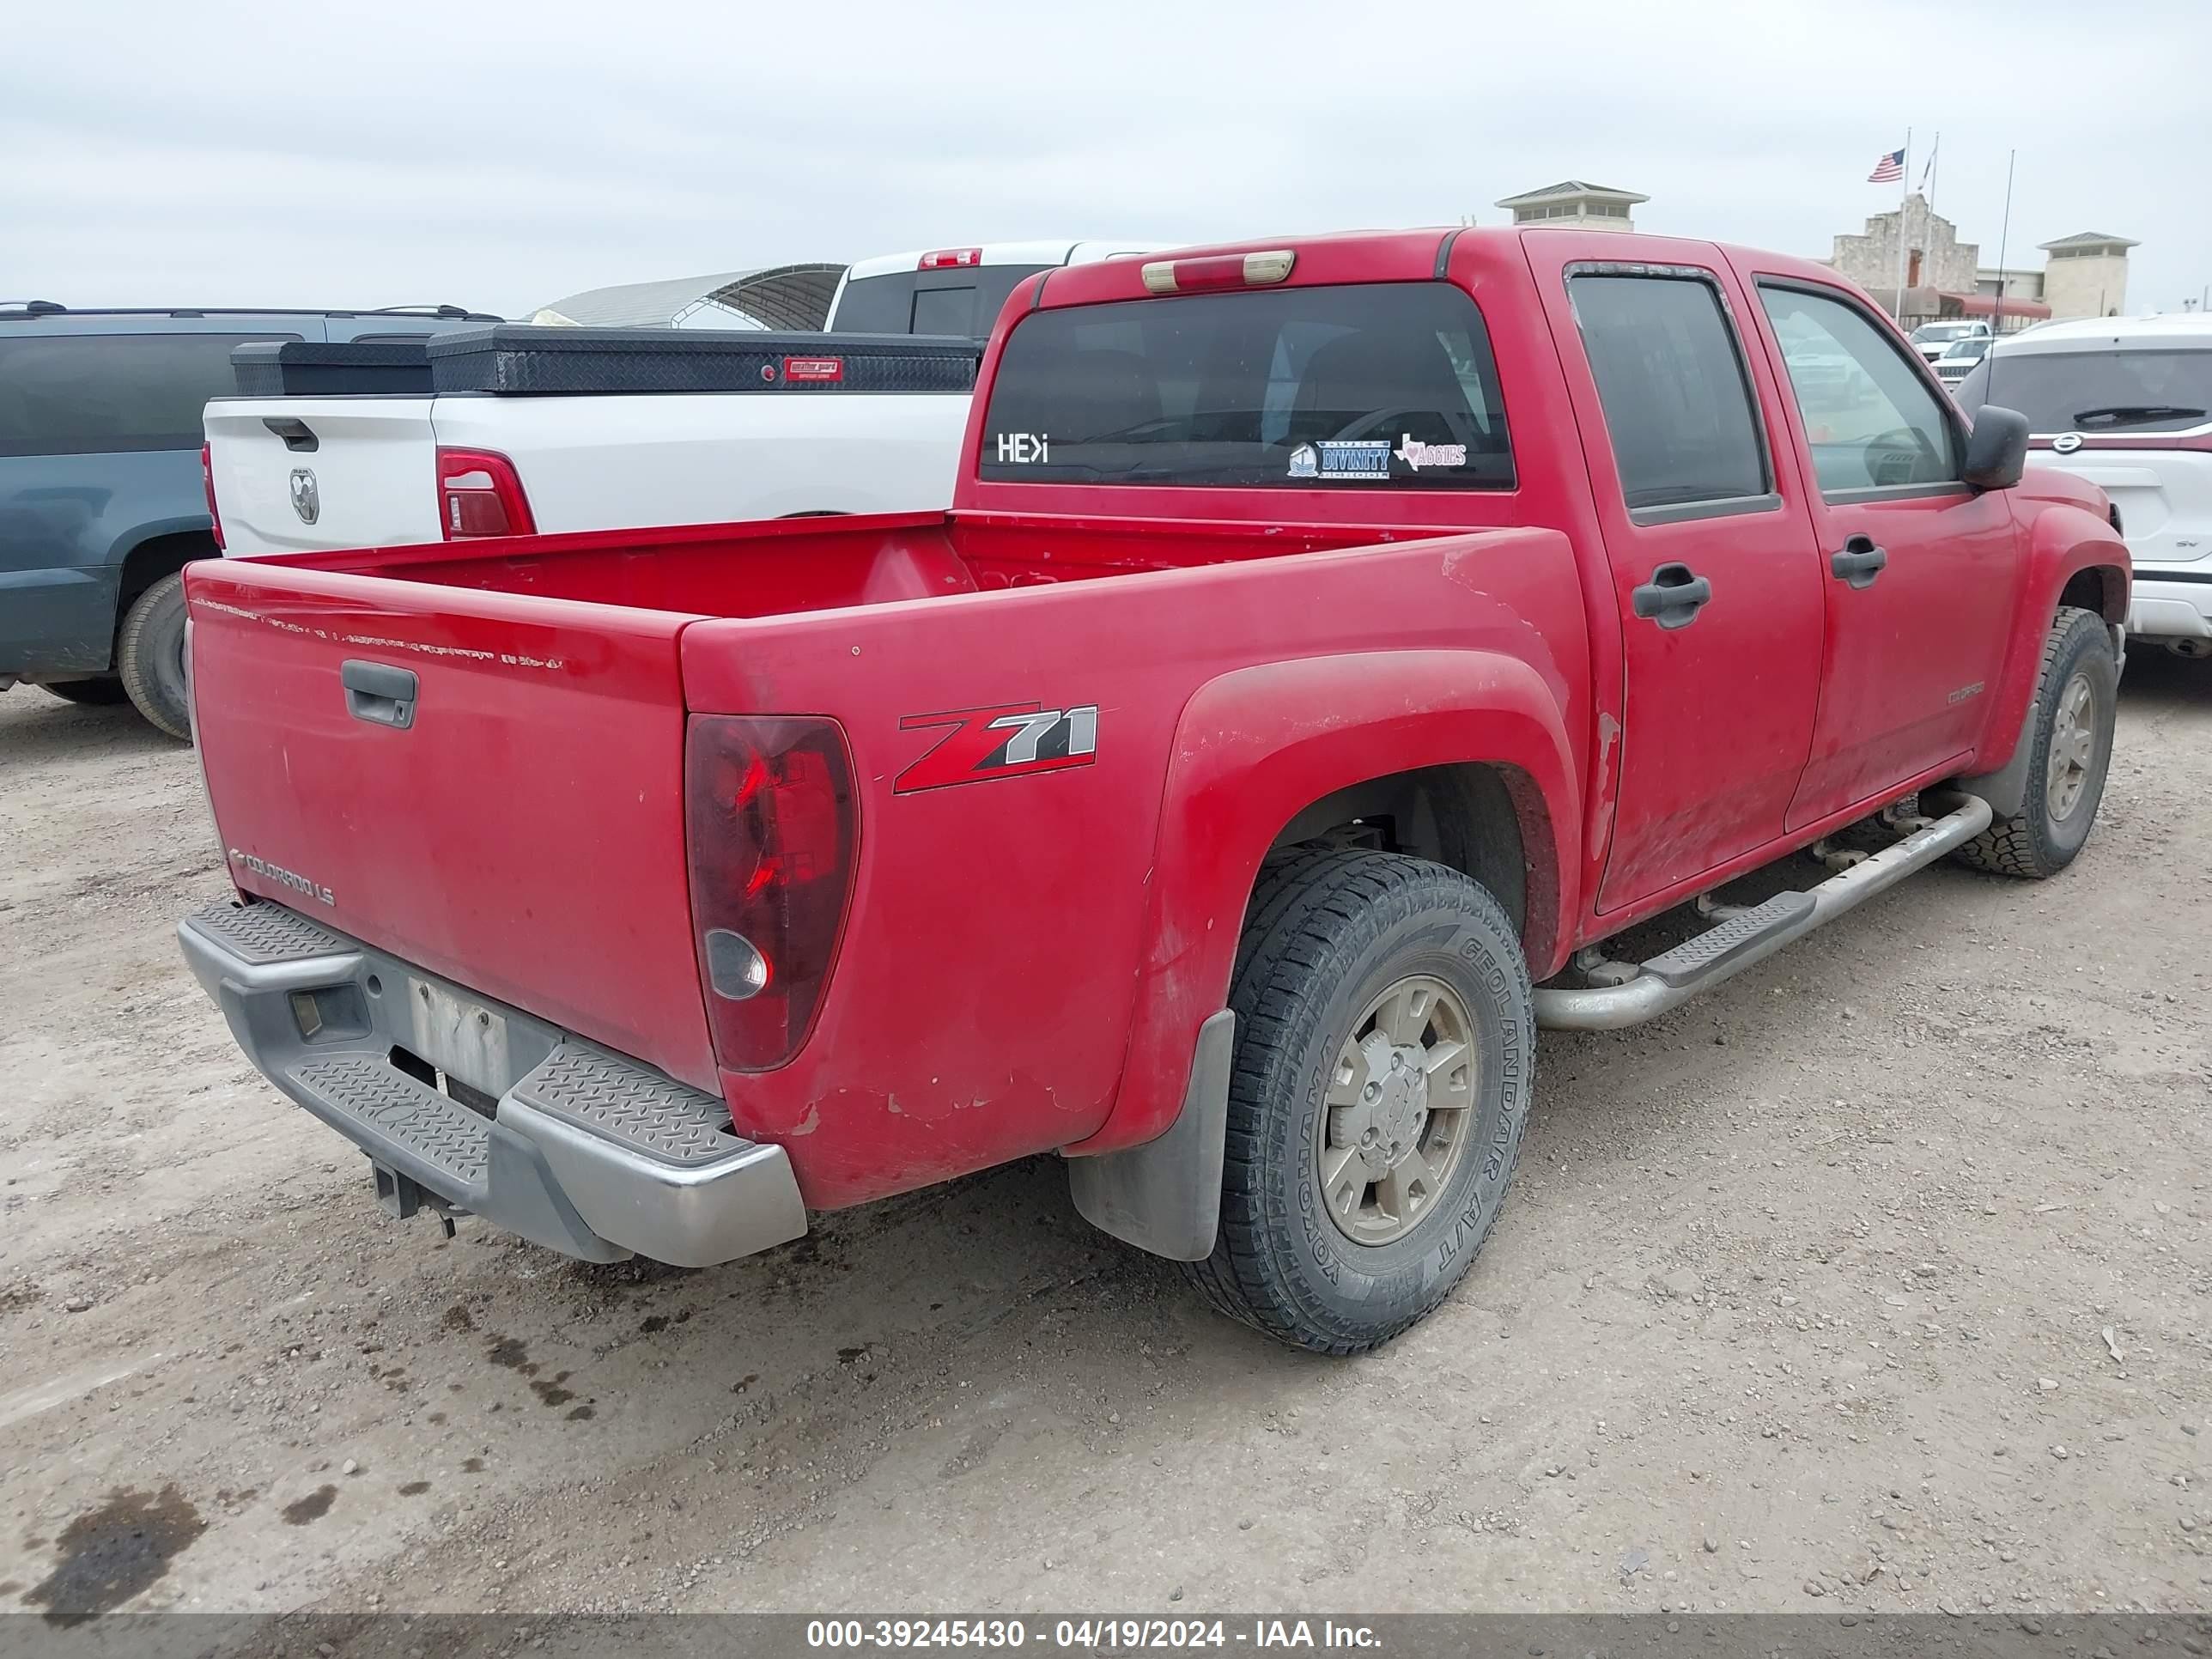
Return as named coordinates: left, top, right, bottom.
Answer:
left=200, top=443, right=225, bottom=550
left=918, top=247, right=983, bottom=270
left=435, top=447, right=537, bottom=539
left=684, top=716, right=857, bottom=1073
left=1139, top=249, right=1296, bottom=295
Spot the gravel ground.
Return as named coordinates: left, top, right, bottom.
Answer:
left=2, top=659, right=2207, bottom=1621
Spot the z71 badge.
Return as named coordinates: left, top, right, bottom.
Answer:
left=894, top=702, right=1099, bottom=793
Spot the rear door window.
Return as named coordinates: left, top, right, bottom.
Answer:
left=1951, top=348, right=2212, bottom=434
left=1566, top=271, right=1770, bottom=514
left=976, top=282, right=1514, bottom=489
left=0, top=331, right=301, bottom=458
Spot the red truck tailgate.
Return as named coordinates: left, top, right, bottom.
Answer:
left=183, top=559, right=718, bottom=1091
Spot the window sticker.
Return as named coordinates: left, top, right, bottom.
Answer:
left=1289, top=440, right=1394, bottom=481
left=1394, top=434, right=1467, bottom=471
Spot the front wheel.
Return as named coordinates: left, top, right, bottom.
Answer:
left=1954, top=605, right=2117, bottom=879
left=1182, top=848, right=1533, bottom=1354
left=116, top=572, right=191, bottom=741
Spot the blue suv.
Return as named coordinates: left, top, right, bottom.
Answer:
left=0, top=301, right=496, bottom=738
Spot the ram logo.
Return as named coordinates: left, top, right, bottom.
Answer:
left=289, top=468, right=320, bottom=525
left=894, top=702, right=1099, bottom=794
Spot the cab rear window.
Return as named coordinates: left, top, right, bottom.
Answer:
left=976, top=282, right=1515, bottom=489
left=831, top=267, right=1048, bottom=340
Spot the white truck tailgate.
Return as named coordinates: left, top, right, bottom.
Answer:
left=205, top=397, right=441, bottom=556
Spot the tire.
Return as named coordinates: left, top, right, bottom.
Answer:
left=1954, top=605, right=2117, bottom=879
left=41, top=678, right=131, bottom=706
left=1182, top=848, right=1534, bottom=1354
left=116, top=572, right=191, bottom=741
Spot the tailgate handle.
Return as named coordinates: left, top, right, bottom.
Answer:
left=342, top=659, right=418, bottom=730
left=262, top=416, right=319, bottom=453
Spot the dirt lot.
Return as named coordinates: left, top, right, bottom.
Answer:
left=3, top=660, right=2208, bottom=1622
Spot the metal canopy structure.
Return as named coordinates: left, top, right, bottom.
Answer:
left=527, top=264, right=847, bottom=331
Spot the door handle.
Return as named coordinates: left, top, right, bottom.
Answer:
left=1630, top=562, right=1714, bottom=630
left=342, top=659, right=418, bottom=730
left=1831, top=535, right=1889, bottom=589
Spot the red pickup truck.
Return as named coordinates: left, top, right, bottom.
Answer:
left=179, top=228, right=2129, bottom=1354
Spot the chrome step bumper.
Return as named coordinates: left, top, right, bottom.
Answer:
left=179, top=900, right=806, bottom=1267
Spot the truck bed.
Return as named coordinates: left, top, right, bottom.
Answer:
left=184, top=509, right=1582, bottom=1205
left=270, top=511, right=1448, bottom=617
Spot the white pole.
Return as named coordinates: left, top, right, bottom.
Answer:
left=1893, top=127, right=1913, bottom=319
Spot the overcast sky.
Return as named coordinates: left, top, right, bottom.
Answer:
left=8, top=0, right=2207, bottom=319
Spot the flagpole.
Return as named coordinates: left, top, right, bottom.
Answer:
left=1928, top=131, right=1940, bottom=222
left=1893, top=126, right=1913, bottom=320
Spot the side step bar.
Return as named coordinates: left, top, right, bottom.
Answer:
left=1534, top=796, right=1994, bottom=1031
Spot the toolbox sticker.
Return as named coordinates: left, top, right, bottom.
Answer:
left=895, top=702, right=1098, bottom=793
left=1393, top=434, right=1468, bottom=471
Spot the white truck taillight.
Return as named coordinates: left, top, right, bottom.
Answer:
left=435, top=447, right=537, bottom=539
left=684, top=715, right=858, bottom=1073
left=918, top=247, right=983, bottom=270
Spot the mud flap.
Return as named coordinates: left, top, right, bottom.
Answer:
left=1065, top=1010, right=1236, bottom=1262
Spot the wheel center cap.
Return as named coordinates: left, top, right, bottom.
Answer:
left=1352, top=1033, right=1429, bottom=1168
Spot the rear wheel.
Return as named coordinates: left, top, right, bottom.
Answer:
left=1183, top=848, right=1533, bottom=1354
left=1954, top=605, right=2117, bottom=879
left=41, top=678, right=131, bottom=706
left=116, top=572, right=191, bottom=741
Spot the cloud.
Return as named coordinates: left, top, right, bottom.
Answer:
left=6, top=0, right=2204, bottom=314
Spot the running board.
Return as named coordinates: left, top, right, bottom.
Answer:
left=1534, top=796, right=1994, bottom=1031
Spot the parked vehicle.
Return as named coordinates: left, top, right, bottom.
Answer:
left=1953, top=315, right=2212, bottom=656
left=0, top=301, right=495, bottom=737
left=1934, top=333, right=1993, bottom=387
left=1910, top=319, right=1992, bottom=363
left=179, top=228, right=2128, bottom=1354
left=204, top=240, right=1149, bottom=562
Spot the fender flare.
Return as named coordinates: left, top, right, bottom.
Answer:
left=1073, top=647, right=1580, bottom=1171
left=1953, top=501, right=2129, bottom=817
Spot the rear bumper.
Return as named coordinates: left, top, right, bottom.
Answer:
left=178, top=899, right=807, bottom=1267
left=2128, top=576, right=2212, bottom=641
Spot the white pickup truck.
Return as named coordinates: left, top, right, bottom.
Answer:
left=205, top=240, right=1146, bottom=556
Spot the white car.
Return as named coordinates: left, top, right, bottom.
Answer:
left=1933, top=333, right=1994, bottom=387
left=1909, top=319, right=1992, bottom=364
left=1953, top=314, right=2212, bottom=656
left=204, top=240, right=1152, bottom=557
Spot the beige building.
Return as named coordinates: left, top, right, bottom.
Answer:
left=1493, top=180, right=1647, bottom=231
left=1828, top=194, right=1981, bottom=316
left=2035, top=233, right=2137, bottom=319
left=1827, top=197, right=2136, bottom=326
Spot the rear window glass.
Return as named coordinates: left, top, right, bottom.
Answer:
left=0, top=332, right=300, bottom=458
left=976, top=282, right=1514, bottom=489
left=831, top=267, right=1047, bottom=339
left=1569, top=273, right=1769, bottom=510
left=1953, top=348, right=2212, bottom=434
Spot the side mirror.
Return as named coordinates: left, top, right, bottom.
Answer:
left=1962, top=404, right=2029, bottom=490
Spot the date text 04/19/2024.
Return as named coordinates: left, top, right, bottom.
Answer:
left=804, top=1620, right=1382, bottom=1650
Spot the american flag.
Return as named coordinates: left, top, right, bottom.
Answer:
left=1868, top=147, right=1905, bottom=184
